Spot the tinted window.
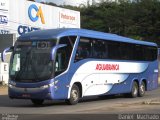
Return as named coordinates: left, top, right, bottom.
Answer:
left=55, top=36, right=76, bottom=76
left=92, top=40, right=107, bottom=59
left=75, top=38, right=91, bottom=61
left=74, top=37, right=157, bottom=62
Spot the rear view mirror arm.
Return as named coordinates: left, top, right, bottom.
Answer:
left=51, top=44, right=67, bottom=61
left=1, top=46, right=14, bottom=62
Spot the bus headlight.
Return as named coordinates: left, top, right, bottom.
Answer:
left=40, top=82, right=54, bottom=89
left=9, top=80, right=16, bottom=86
left=8, top=81, right=16, bottom=88
left=40, top=85, right=49, bottom=89
left=54, top=80, right=59, bottom=85
left=49, top=82, right=54, bottom=87
left=9, top=84, right=14, bottom=88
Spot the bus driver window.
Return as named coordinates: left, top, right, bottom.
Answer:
left=75, top=38, right=91, bottom=61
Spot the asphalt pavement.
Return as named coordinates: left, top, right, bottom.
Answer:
left=0, top=85, right=160, bottom=120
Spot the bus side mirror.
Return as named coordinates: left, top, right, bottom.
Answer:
left=51, top=44, right=67, bottom=61
left=1, top=46, right=14, bottom=62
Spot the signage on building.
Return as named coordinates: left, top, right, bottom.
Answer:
left=0, top=15, right=8, bottom=25
left=0, top=62, right=9, bottom=84
left=0, top=0, right=9, bottom=26
left=0, top=29, right=10, bottom=34
left=59, top=10, right=79, bottom=28
left=18, top=25, right=40, bottom=35
left=28, top=4, right=45, bottom=24
left=0, top=0, right=9, bottom=11
left=0, top=0, right=80, bottom=36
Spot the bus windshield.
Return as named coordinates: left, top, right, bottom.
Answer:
left=9, top=40, right=56, bottom=82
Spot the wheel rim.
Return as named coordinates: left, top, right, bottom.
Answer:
left=140, top=84, right=145, bottom=95
left=133, top=84, right=138, bottom=96
left=71, top=89, right=78, bottom=101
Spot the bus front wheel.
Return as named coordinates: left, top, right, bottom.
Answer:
left=31, top=99, right=44, bottom=105
left=66, top=84, right=80, bottom=105
left=130, top=81, right=138, bottom=98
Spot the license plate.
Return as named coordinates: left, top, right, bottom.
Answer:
left=22, top=94, right=31, bottom=98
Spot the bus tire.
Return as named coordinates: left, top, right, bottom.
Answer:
left=66, top=84, right=80, bottom=105
left=31, top=99, right=44, bottom=105
left=130, top=81, right=138, bottom=98
left=138, top=81, right=146, bottom=97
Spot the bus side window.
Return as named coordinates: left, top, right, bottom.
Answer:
left=55, top=47, right=66, bottom=75
left=75, top=38, right=91, bottom=62
left=93, top=40, right=107, bottom=59
left=55, top=36, right=76, bottom=76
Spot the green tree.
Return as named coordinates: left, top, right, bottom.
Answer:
left=79, top=0, right=160, bottom=46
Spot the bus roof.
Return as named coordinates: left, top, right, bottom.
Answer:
left=18, top=28, right=157, bottom=47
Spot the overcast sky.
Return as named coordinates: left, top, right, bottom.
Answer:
left=35, top=0, right=63, bottom=5
left=35, top=0, right=90, bottom=6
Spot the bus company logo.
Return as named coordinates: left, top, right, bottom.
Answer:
left=28, top=4, right=45, bottom=24
left=96, top=64, right=119, bottom=71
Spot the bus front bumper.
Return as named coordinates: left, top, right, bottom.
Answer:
left=8, top=83, right=55, bottom=100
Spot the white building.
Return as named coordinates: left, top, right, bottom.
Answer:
left=0, top=0, right=80, bottom=36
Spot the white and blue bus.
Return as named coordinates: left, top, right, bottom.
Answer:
left=1, top=28, right=159, bottom=105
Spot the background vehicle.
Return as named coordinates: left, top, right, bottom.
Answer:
left=1, top=28, right=158, bottom=105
